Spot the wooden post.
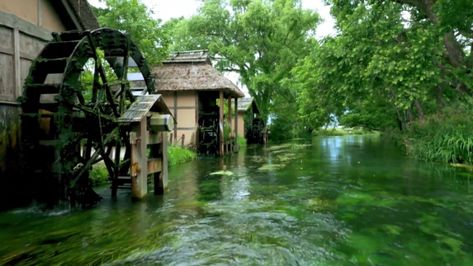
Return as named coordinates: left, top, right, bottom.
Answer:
left=234, top=98, right=238, bottom=150
left=131, top=117, right=148, bottom=199
left=173, top=91, right=178, bottom=144
left=219, top=90, right=224, bottom=156
left=227, top=96, right=232, bottom=152
left=154, top=132, right=168, bottom=194
left=162, top=132, right=168, bottom=190
left=13, top=28, right=21, bottom=98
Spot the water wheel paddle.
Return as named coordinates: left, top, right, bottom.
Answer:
left=20, top=28, right=155, bottom=207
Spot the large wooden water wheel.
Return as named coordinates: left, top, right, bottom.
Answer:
left=20, top=28, right=155, bottom=207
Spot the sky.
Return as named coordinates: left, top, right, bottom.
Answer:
left=88, top=0, right=336, bottom=39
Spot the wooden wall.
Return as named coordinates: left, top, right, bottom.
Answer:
left=162, top=91, right=198, bottom=147
left=236, top=112, right=245, bottom=138
left=0, top=1, right=68, bottom=209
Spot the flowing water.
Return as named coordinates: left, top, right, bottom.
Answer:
left=1, top=135, right=473, bottom=265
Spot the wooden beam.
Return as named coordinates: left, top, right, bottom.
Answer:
left=148, top=132, right=162, bottom=145
left=219, top=90, right=224, bottom=156
left=130, top=117, right=148, bottom=199
left=227, top=97, right=232, bottom=130
left=173, top=91, right=177, bottom=143
left=0, top=11, right=52, bottom=41
left=37, top=0, right=42, bottom=27
left=227, top=97, right=232, bottom=153
left=234, top=97, right=238, bottom=140
left=154, top=132, right=168, bottom=194
left=162, top=132, right=168, bottom=191
left=13, top=28, right=21, bottom=99
left=195, top=92, right=199, bottom=146
left=147, top=158, right=162, bottom=174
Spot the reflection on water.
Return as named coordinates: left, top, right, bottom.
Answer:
left=1, top=135, right=473, bottom=265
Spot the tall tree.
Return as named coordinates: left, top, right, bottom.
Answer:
left=294, top=0, right=473, bottom=131
left=93, top=0, right=170, bottom=65
left=165, top=0, right=319, bottom=121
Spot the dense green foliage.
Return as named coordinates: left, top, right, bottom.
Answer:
left=237, top=136, right=247, bottom=147
left=90, top=163, right=109, bottom=186
left=168, top=146, right=197, bottom=167
left=92, top=0, right=473, bottom=163
left=405, top=105, right=473, bottom=164
left=289, top=0, right=473, bottom=163
left=93, top=0, right=169, bottom=64
left=89, top=146, right=197, bottom=186
left=164, top=0, right=319, bottom=124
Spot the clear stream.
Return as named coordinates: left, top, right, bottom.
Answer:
left=1, top=135, right=473, bottom=265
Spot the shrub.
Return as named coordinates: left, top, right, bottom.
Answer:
left=168, top=145, right=197, bottom=167
left=90, top=163, right=109, bottom=186
left=237, top=136, right=247, bottom=147
left=404, top=105, right=473, bottom=164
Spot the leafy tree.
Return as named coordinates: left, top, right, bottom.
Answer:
left=165, top=0, right=319, bottom=122
left=293, top=0, right=473, bottom=131
left=93, top=0, right=169, bottom=65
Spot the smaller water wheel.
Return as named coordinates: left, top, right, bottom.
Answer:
left=198, top=112, right=219, bottom=155
left=20, top=28, right=157, bottom=207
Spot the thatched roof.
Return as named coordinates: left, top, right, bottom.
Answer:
left=164, top=50, right=210, bottom=64
left=238, top=97, right=260, bottom=113
left=238, top=97, right=253, bottom=112
left=153, top=51, right=245, bottom=98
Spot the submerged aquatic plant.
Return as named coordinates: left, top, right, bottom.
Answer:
left=209, top=170, right=234, bottom=176
left=258, top=164, right=286, bottom=171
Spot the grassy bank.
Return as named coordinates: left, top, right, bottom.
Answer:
left=89, top=146, right=197, bottom=186
left=403, top=107, right=473, bottom=165
left=237, top=136, right=247, bottom=147
left=168, top=145, right=197, bottom=167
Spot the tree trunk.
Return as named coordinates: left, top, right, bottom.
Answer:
left=414, top=100, right=425, bottom=121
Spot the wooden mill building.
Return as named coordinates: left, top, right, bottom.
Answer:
left=153, top=50, right=244, bottom=155
left=236, top=97, right=256, bottom=138
left=0, top=0, right=98, bottom=208
left=237, top=97, right=267, bottom=144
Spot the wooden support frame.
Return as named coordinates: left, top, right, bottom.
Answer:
left=151, top=132, right=168, bottom=194
left=173, top=91, right=178, bottom=144
left=130, top=117, right=148, bottom=199
left=227, top=96, right=232, bottom=153
left=234, top=97, right=238, bottom=150
left=120, top=95, right=172, bottom=199
left=130, top=119, right=169, bottom=198
left=219, top=90, right=224, bottom=156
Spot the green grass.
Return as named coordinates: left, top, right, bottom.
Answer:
left=404, top=106, right=473, bottom=164
left=89, top=145, right=197, bottom=186
left=90, top=163, right=109, bottom=186
left=168, top=145, right=197, bottom=167
left=237, top=136, right=247, bottom=147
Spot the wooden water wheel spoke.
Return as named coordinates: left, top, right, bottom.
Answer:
left=21, top=28, right=154, bottom=207
left=70, top=149, right=100, bottom=187
left=91, top=65, right=100, bottom=105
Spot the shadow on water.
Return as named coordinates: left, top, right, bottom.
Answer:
left=1, top=135, right=473, bottom=265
